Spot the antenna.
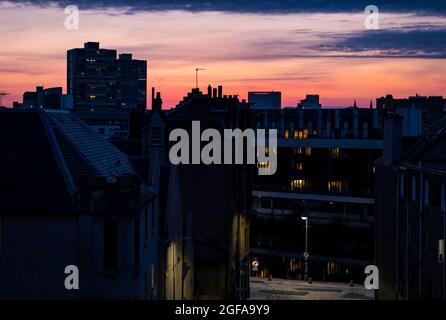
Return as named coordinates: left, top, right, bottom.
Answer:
left=195, top=68, right=205, bottom=89
left=0, top=91, right=10, bottom=107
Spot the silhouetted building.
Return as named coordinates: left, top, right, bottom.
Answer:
left=140, top=86, right=253, bottom=299
left=14, top=86, right=73, bottom=110
left=116, top=54, right=147, bottom=111
left=376, top=115, right=446, bottom=300
left=248, top=91, right=281, bottom=110
left=297, top=94, right=322, bottom=109
left=377, top=94, right=446, bottom=134
left=67, top=42, right=147, bottom=111
left=73, top=111, right=129, bottom=139
left=0, top=109, right=160, bottom=299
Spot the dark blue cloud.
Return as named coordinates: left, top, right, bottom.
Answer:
left=9, top=0, right=446, bottom=15
left=315, top=29, right=446, bottom=58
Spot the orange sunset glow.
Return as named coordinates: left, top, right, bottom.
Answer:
left=0, top=2, right=445, bottom=108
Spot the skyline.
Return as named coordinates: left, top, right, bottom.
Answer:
left=1, top=1, right=446, bottom=108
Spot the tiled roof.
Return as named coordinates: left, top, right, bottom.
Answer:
left=0, top=109, right=153, bottom=214
left=45, top=110, right=138, bottom=182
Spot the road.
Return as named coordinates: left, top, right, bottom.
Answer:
left=249, top=277, right=374, bottom=300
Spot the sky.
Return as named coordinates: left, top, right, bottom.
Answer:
left=0, top=1, right=445, bottom=108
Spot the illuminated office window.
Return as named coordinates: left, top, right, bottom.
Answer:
left=291, top=179, right=306, bottom=191
left=328, top=181, right=347, bottom=193
left=330, top=148, right=340, bottom=158
left=284, top=129, right=289, bottom=139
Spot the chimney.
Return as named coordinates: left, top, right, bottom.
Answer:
left=213, top=88, right=218, bottom=98
left=218, top=85, right=223, bottom=98
left=152, top=92, right=162, bottom=112
left=383, top=114, right=403, bottom=166
left=207, top=85, right=212, bottom=97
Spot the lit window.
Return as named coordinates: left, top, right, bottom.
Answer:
left=296, top=163, right=303, bottom=171
left=294, top=130, right=299, bottom=139
left=284, top=129, right=289, bottom=139
left=328, top=181, right=347, bottom=193
left=291, top=179, right=306, bottom=191
left=331, top=148, right=340, bottom=158
left=305, top=147, right=312, bottom=156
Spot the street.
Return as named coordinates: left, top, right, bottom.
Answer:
left=249, top=277, right=374, bottom=300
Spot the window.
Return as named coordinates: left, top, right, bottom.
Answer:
left=284, top=129, right=289, bottom=139
left=441, top=184, right=445, bottom=213
left=296, top=163, right=303, bottom=171
left=104, top=220, right=118, bottom=271
left=328, top=181, right=348, bottom=193
left=411, top=176, right=417, bottom=201
left=144, top=271, right=148, bottom=299
left=261, top=198, right=272, bottom=209
left=144, top=207, right=149, bottom=245
left=305, top=147, right=312, bottom=156
left=330, top=148, right=340, bottom=158
left=291, top=179, right=307, bottom=191
left=151, top=127, right=161, bottom=145
left=134, top=217, right=140, bottom=272
left=439, top=239, right=445, bottom=263
left=0, top=217, right=2, bottom=257
left=400, top=173, right=405, bottom=197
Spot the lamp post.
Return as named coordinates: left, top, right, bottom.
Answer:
left=301, top=214, right=309, bottom=281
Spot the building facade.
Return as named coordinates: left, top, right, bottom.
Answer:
left=67, top=42, right=147, bottom=112
left=0, top=109, right=160, bottom=299
left=250, top=106, right=385, bottom=282
left=376, top=115, right=446, bottom=300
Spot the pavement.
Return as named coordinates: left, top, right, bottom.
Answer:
left=249, top=277, right=375, bottom=300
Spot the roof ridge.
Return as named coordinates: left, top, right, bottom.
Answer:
left=39, top=111, right=76, bottom=194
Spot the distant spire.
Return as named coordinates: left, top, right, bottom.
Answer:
left=353, top=100, right=357, bottom=108
left=369, top=100, right=373, bottom=109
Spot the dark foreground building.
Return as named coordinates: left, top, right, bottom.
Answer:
left=0, top=109, right=159, bottom=299
left=376, top=115, right=446, bottom=300
left=115, top=86, right=254, bottom=299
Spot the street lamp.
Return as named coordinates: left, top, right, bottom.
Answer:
left=301, top=215, right=309, bottom=281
